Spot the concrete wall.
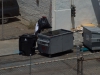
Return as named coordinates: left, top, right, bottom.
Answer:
left=17, top=0, right=51, bottom=22
left=75, top=0, right=100, bottom=27
left=52, top=0, right=100, bottom=30
left=52, top=0, right=71, bottom=30
left=17, top=0, right=100, bottom=28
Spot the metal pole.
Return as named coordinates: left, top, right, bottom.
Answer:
left=29, top=54, right=32, bottom=75
left=49, top=0, right=52, bottom=26
left=71, top=16, right=75, bottom=29
left=71, top=0, right=72, bottom=5
left=71, top=0, right=75, bottom=29
left=2, top=0, right=4, bottom=40
left=77, top=46, right=80, bottom=75
left=81, top=57, right=83, bottom=75
left=81, top=46, right=84, bottom=75
left=71, top=0, right=74, bottom=5
left=77, top=58, right=80, bottom=75
left=54, top=0, right=56, bottom=30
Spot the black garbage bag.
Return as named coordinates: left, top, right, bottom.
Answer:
left=38, top=16, right=52, bottom=30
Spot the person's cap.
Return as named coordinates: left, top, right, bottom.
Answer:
left=42, top=16, right=46, bottom=18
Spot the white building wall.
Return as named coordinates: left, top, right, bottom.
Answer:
left=52, top=0, right=100, bottom=30
left=17, top=0, right=100, bottom=29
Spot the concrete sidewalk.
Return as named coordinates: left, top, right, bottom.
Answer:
left=0, top=39, right=19, bottom=56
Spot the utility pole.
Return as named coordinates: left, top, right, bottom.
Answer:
left=2, top=0, right=4, bottom=40
left=77, top=46, right=84, bottom=75
left=71, top=0, right=76, bottom=30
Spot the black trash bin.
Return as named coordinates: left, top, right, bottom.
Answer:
left=19, top=34, right=37, bottom=56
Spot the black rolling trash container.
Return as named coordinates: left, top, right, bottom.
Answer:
left=19, top=34, right=37, bottom=56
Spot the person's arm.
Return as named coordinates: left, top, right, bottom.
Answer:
left=34, top=22, right=39, bottom=35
